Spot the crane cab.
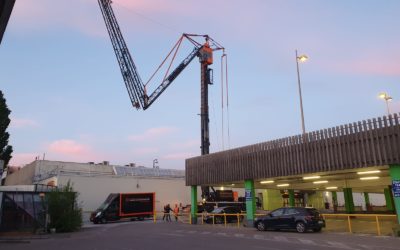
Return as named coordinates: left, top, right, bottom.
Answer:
left=199, top=42, right=213, bottom=65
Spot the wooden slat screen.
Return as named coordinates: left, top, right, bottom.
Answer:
left=186, top=113, right=400, bottom=186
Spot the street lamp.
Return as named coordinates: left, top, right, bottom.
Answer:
left=296, top=50, right=308, bottom=135
left=153, top=159, right=159, bottom=169
left=378, top=92, right=392, bottom=115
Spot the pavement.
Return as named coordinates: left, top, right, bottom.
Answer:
left=1, top=220, right=400, bottom=250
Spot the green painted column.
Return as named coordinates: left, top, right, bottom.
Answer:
left=364, top=192, right=370, bottom=211
left=245, top=179, right=256, bottom=222
left=389, top=164, right=400, bottom=224
left=191, top=185, right=198, bottom=224
left=288, top=189, right=295, bottom=207
left=343, top=188, right=354, bottom=213
left=384, top=188, right=394, bottom=212
left=332, top=191, right=338, bottom=212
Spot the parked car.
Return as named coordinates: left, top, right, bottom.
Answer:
left=254, top=207, right=325, bottom=233
left=204, top=206, right=242, bottom=224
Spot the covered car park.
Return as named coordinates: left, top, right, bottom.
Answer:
left=185, top=113, right=400, bottom=228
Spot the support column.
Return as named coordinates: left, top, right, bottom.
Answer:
left=245, top=179, right=255, bottom=224
left=343, top=188, right=354, bottom=213
left=384, top=188, right=394, bottom=212
left=364, top=192, right=370, bottom=211
left=191, top=185, right=198, bottom=224
left=332, top=191, right=338, bottom=213
left=288, top=189, right=295, bottom=207
left=389, top=164, right=400, bottom=224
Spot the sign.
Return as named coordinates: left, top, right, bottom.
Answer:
left=245, top=189, right=252, bottom=201
left=392, top=180, right=400, bottom=198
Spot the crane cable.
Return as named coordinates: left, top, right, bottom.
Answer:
left=221, top=52, right=231, bottom=149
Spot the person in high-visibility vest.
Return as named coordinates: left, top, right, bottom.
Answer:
left=173, top=204, right=179, bottom=222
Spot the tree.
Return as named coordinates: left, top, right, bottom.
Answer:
left=0, top=90, right=13, bottom=170
left=46, top=181, right=82, bottom=232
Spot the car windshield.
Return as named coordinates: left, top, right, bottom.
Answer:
left=211, top=207, right=224, bottom=213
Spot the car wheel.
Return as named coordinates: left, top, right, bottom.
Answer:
left=313, top=227, right=322, bottom=232
left=93, top=220, right=98, bottom=224
left=296, top=222, right=306, bottom=233
left=257, top=221, right=266, bottom=231
left=100, top=218, right=107, bottom=224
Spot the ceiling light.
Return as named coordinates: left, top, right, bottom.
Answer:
left=303, top=176, right=320, bottom=180
left=277, top=183, right=290, bottom=187
left=326, top=186, right=337, bottom=190
left=357, top=170, right=381, bottom=175
left=231, top=184, right=235, bottom=186
left=260, top=180, right=274, bottom=184
left=360, top=176, right=380, bottom=180
left=313, top=180, right=328, bottom=184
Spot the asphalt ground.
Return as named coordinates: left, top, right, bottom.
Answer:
left=1, top=220, right=400, bottom=250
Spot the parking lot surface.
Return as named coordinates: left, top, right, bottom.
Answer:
left=1, top=220, right=400, bottom=250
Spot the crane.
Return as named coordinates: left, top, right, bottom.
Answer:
left=97, top=0, right=224, bottom=201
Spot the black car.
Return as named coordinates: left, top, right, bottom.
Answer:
left=204, top=206, right=242, bottom=224
left=254, top=207, right=325, bottom=233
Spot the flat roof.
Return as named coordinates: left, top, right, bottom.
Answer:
left=0, top=0, right=15, bottom=44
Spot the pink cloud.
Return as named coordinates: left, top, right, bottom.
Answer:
left=9, top=153, right=39, bottom=166
left=128, top=126, right=177, bottom=142
left=10, top=118, right=39, bottom=128
left=170, top=139, right=198, bottom=149
left=48, top=139, right=91, bottom=155
left=328, top=59, right=400, bottom=77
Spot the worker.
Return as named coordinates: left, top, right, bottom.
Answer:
left=173, top=204, right=179, bottom=222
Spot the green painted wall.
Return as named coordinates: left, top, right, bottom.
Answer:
left=308, top=192, right=325, bottom=209
left=262, top=189, right=282, bottom=211
left=389, top=164, right=400, bottom=224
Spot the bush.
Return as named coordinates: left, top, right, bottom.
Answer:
left=46, top=182, right=82, bottom=232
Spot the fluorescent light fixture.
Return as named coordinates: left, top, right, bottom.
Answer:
left=220, top=187, right=224, bottom=190
left=326, top=186, right=337, bottom=190
left=313, top=180, right=328, bottom=184
left=360, top=176, right=380, bottom=180
left=277, top=183, right=290, bottom=187
left=231, top=184, right=235, bottom=186
left=260, top=180, right=274, bottom=184
left=303, top=176, right=320, bottom=180
left=357, top=170, right=381, bottom=175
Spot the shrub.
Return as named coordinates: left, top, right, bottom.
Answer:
left=46, top=181, right=82, bottom=232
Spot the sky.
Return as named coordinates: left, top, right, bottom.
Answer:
left=1, top=0, right=399, bottom=170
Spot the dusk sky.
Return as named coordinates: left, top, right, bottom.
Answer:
left=1, top=0, right=399, bottom=169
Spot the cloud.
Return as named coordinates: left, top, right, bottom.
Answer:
left=391, top=101, right=400, bottom=114
left=9, top=153, right=39, bottom=166
left=128, top=126, right=178, bottom=142
left=48, top=139, right=91, bottom=156
left=10, top=118, right=39, bottom=128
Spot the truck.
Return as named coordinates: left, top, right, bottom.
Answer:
left=90, top=193, right=155, bottom=224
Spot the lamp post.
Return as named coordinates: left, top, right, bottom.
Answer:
left=153, top=159, right=159, bottom=169
left=295, top=50, right=308, bottom=135
left=378, top=92, right=392, bottom=116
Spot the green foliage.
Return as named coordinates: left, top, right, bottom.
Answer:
left=0, top=90, right=13, bottom=168
left=47, top=181, right=82, bottom=232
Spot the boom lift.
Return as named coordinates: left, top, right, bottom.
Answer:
left=98, top=0, right=224, bottom=201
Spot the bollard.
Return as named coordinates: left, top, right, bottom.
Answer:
left=224, top=214, right=227, bottom=227
left=347, top=216, right=352, bottom=233
left=375, top=216, right=381, bottom=236
left=237, top=214, right=240, bottom=228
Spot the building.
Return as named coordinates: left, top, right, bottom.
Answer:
left=0, top=0, right=15, bottom=44
left=5, top=160, right=191, bottom=216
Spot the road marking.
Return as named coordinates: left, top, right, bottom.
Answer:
left=159, top=233, right=184, bottom=237
left=187, top=230, right=196, bottom=234
left=174, top=230, right=183, bottom=233
left=216, top=232, right=228, bottom=236
left=298, top=238, right=317, bottom=245
left=254, top=234, right=265, bottom=240
left=273, top=236, right=289, bottom=242
left=326, top=241, right=358, bottom=249
left=357, top=244, right=375, bottom=250
left=201, top=231, right=211, bottom=235
left=234, top=233, right=245, bottom=238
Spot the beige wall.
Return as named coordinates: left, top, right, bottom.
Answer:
left=56, top=175, right=194, bottom=212
left=5, top=162, right=36, bottom=185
